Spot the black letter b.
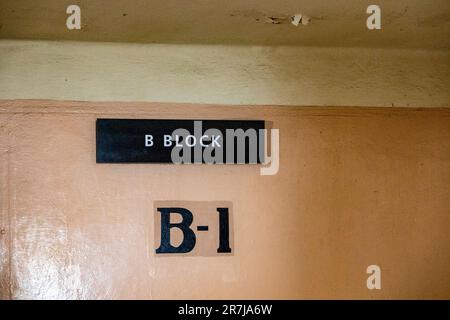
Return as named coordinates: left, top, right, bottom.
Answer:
left=156, top=207, right=196, bottom=254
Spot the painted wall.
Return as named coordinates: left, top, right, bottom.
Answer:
left=0, top=40, right=449, bottom=299
left=0, top=40, right=449, bottom=107
left=1, top=101, right=449, bottom=299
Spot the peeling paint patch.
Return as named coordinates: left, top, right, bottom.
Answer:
left=291, top=14, right=312, bottom=26
left=264, top=16, right=287, bottom=24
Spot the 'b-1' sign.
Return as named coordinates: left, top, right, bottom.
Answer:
left=154, top=201, right=233, bottom=256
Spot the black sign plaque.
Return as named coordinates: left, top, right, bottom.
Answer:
left=96, top=119, right=265, bottom=164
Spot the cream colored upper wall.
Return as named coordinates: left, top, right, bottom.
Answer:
left=0, top=40, right=449, bottom=107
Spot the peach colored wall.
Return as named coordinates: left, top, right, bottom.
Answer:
left=0, top=100, right=449, bottom=299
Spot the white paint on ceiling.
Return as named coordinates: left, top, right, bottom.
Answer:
left=0, top=0, right=449, bottom=49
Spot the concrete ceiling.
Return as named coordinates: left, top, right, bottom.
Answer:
left=1, top=0, right=449, bottom=49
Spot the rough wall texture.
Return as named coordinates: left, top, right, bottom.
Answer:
left=1, top=0, right=449, bottom=49
left=0, top=40, right=449, bottom=107
left=0, top=113, right=10, bottom=299
left=0, top=100, right=449, bottom=299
